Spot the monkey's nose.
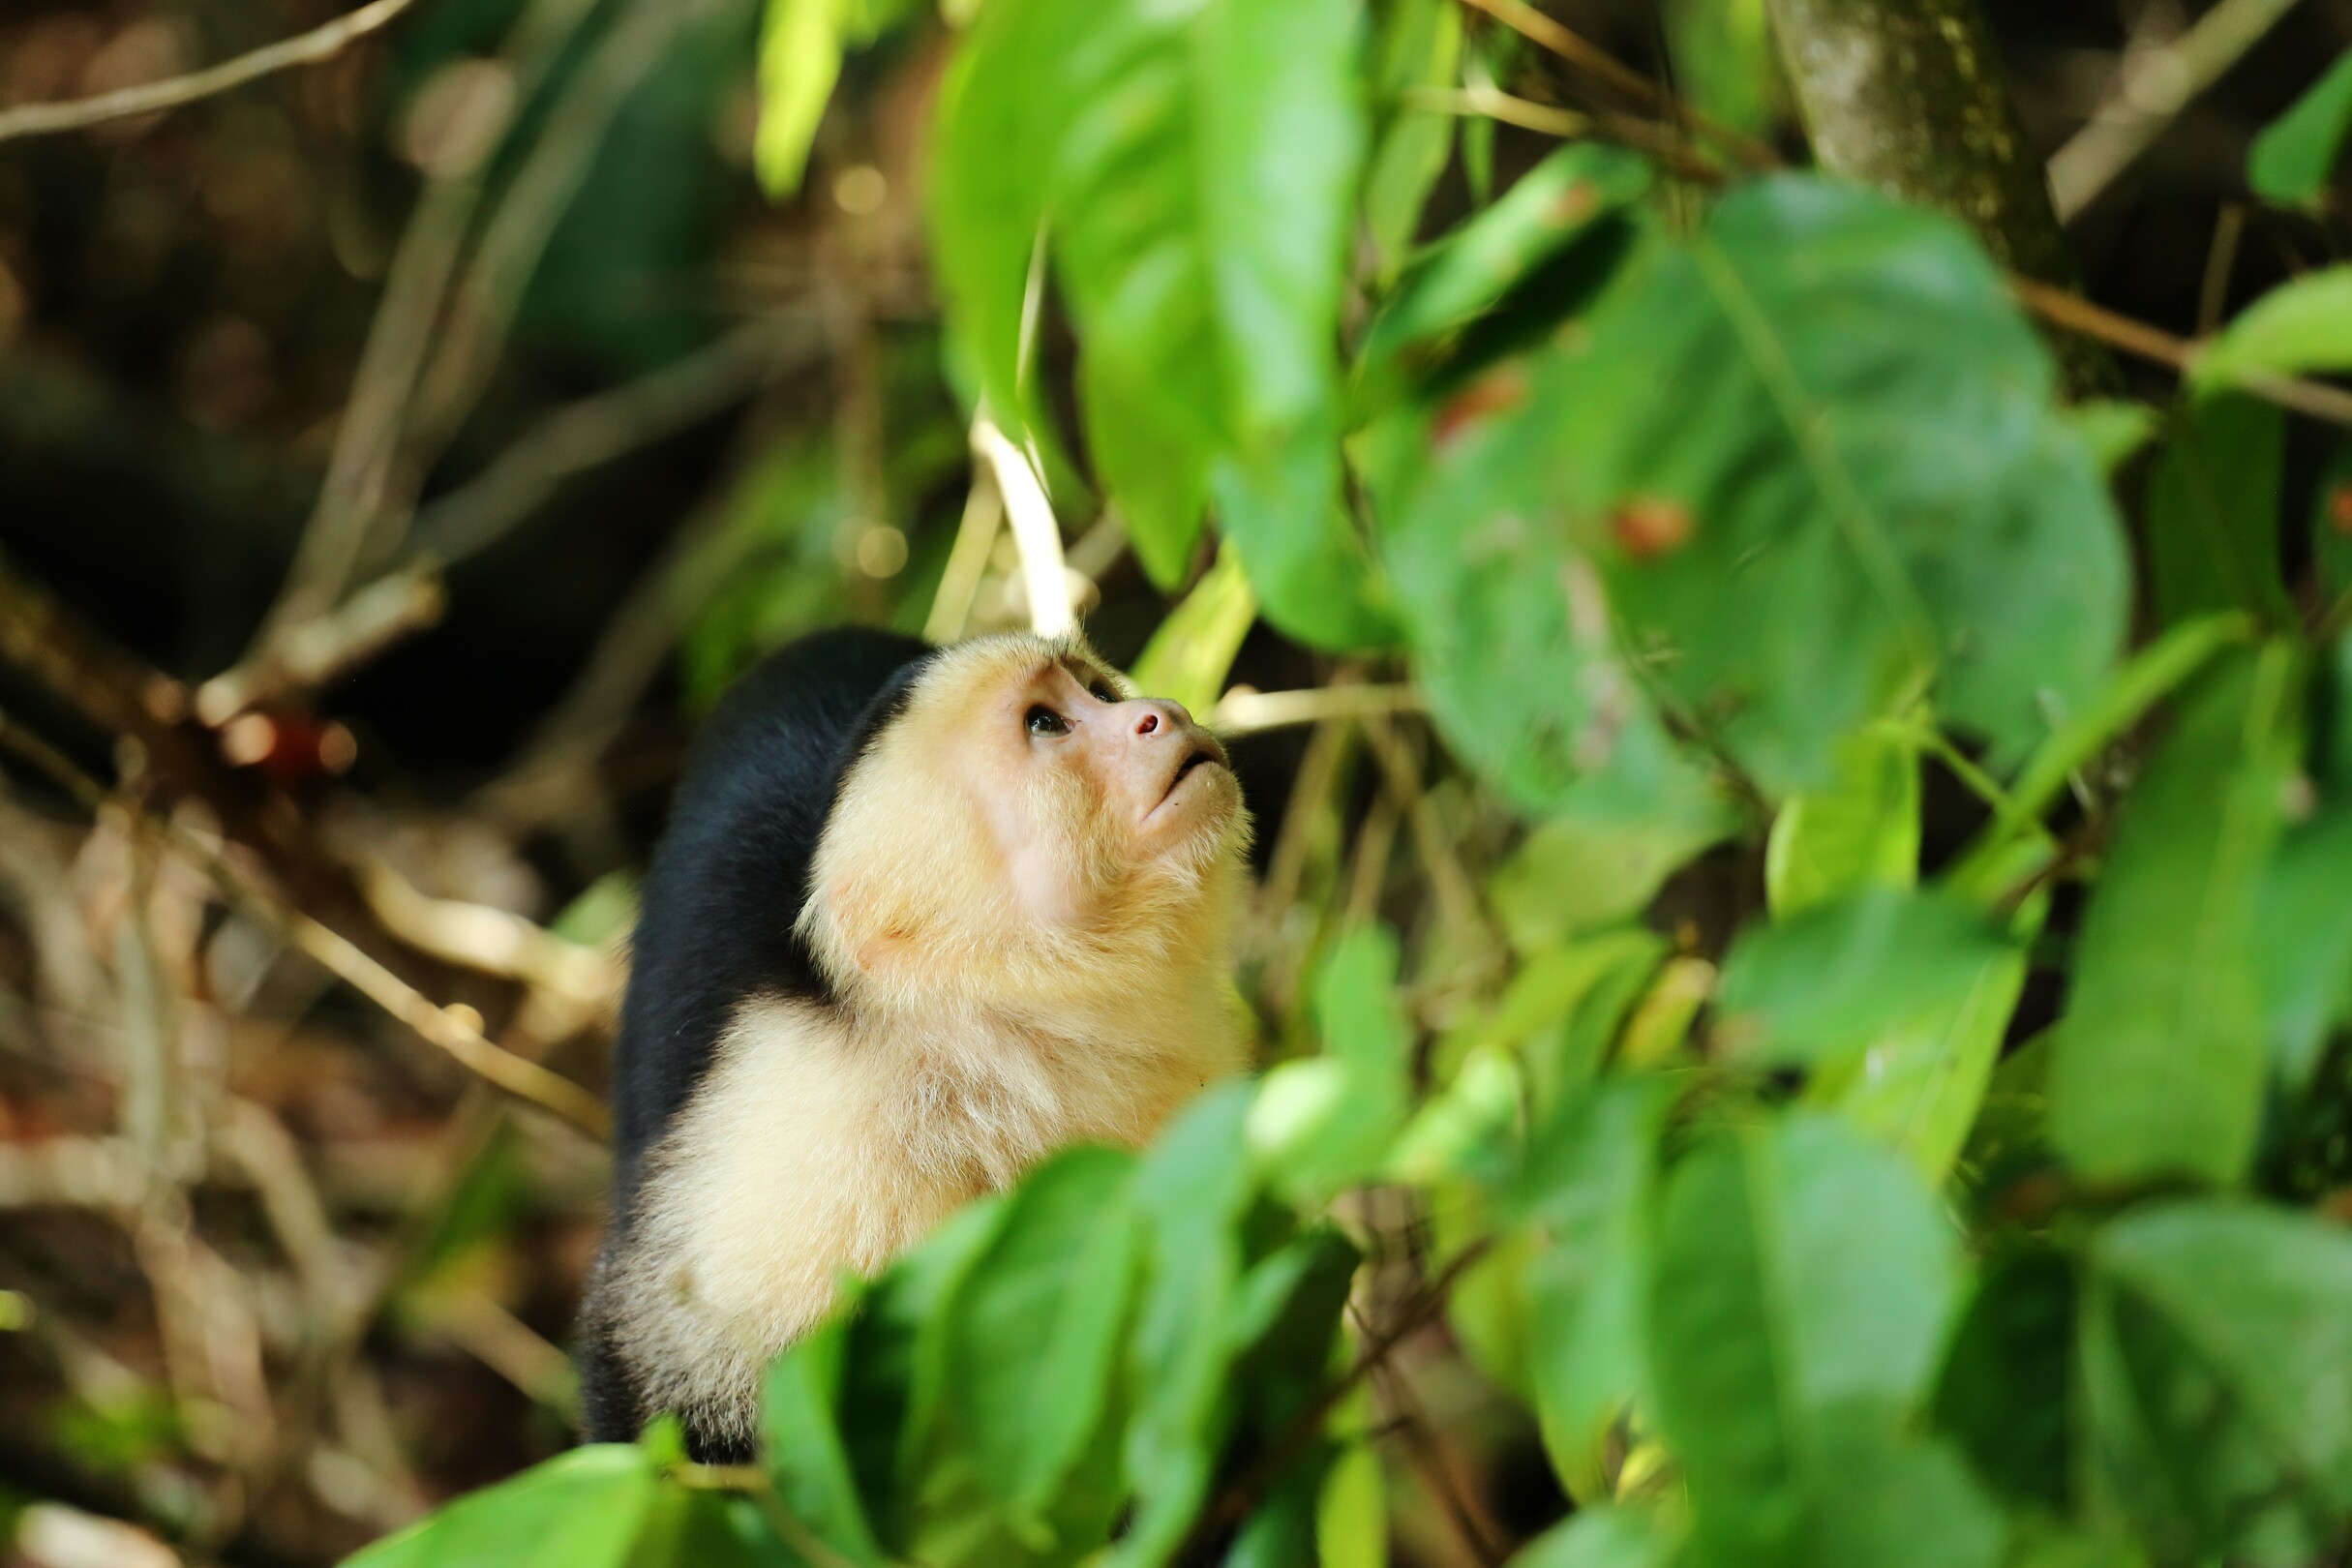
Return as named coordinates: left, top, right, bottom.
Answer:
left=1130, top=701, right=1189, bottom=739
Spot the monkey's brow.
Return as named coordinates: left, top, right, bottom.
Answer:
left=1055, top=654, right=1114, bottom=689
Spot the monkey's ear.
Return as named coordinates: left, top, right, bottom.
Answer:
left=825, top=874, right=915, bottom=976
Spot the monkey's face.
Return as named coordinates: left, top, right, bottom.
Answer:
left=805, top=634, right=1247, bottom=1001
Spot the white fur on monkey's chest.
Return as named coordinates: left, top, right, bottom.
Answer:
left=636, top=995, right=1229, bottom=1349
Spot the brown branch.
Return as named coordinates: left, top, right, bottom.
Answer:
left=0, top=712, right=610, bottom=1139
left=1454, top=0, right=1777, bottom=170
left=1183, top=1236, right=1495, bottom=1553
left=0, top=0, right=423, bottom=142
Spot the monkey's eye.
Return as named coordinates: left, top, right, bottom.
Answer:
left=1026, top=706, right=1070, bottom=737
left=1088, top=679, right=1120, bottom=704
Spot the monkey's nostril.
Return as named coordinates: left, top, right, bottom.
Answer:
left=1135, top=711, right=1160, bottom=736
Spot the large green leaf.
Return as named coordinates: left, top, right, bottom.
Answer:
left=2083, top=1200, right=2352, bottom=1561
left=2046, top=645, right=2303, bottom=1186
left=1383, top=176, right=2126, bottom=802
left=1647, top=1113, right=1972, bottom=1567
left=1934, top=1249, right=2082, bottom=1514
left=2144, top=394, right=2290, bottom=627
left=930, top=0, right=1375, bottom=637
left=345, top=1446, right=657, bottom=1568
left=1361, top=0, right=1462, bottom=281
left=2250, top=49, right=2352, bottom=204
left=1513, top=1505, right=1680, bottom=1568
left=1716, top=890, right=2012, bottom=1067
left=946, top=1147, right=1140, bottom=1543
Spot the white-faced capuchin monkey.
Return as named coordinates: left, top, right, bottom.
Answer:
left=578, top=625, right=1251, bottom=1460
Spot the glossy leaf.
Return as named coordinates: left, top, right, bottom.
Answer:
left=1493, top=805, right=1731, bottom=952
left=346, top=1445, right=656, bottom=1568
left=764, top=1312, right=889, bottom=1565
left=1513, top=1505, right=1679, bottom=1568
left=2047, top=645, right=2302, bottom=1185
left=1362, top=0, right=1462, bottom=281
left=1128, top=549, right=1257, bottom=718
left=1251, top=923, right=1412, bottom=1205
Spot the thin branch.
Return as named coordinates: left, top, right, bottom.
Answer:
left=923, top=468, right=1005, bottom=646
left=1452, top=0, right=1778, bottom=169
left=1213, top=684, right=1422, bottom=737
left=413, top=312, right=821, bottom=566
left=0, top=712, right=610, bottom=1139
left=0, top=0, right=422, bottom=142
left=2048, top=0, right=2307, bottom=221
left=2009, top=276, right=2352, bottom=429
left=972, top=414, right=1073, bottom=637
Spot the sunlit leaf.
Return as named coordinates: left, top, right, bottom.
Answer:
left=1361, top=0, right=1462, bottom=281
left=2047, top=645, right=2303, bottom=1186
left=345, top=1446, right=657, bottom=1568
left=764, top=1312, right=889, bottom=1565
left=1128, top=549, right=1257, bottom=718
left=1250, top=923, right=1412, bottom=1205
left=1512, top=1505, right=1679, bottom=1568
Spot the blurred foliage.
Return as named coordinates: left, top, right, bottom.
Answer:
left=6, top=0, right=2352, bottom=1565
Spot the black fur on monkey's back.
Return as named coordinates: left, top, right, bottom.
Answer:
left=579, top=625, right=936, bottom=1450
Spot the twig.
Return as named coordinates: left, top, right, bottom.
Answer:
left=1185, top=1236, right=1494, bottom=1550
left=923, top=467, right=1005, bottom=646
left=196, top=562, right=445, bottom=725
left=2048, top=0, right=2307, bottom=221
left=412, top=312, right=821, bottom=566
left=0, top=712, right=610, bottom=1138
left=1353, top=1302, right=1510, bottom=1565
left=2009, top=276, right=2352, bottom=429
left=1213, top=684, right=1422, bottom=737
left=1452, top=0, right=1778, bottom=169
left=0, top=0, right=423, bottom=142
left=1361, top=716, right=1491, bottom=946
left=972, top=414, right=1073, bottom=637
left=1405, top=83, right=1589, bottom=138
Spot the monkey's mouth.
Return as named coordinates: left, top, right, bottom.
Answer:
left=1152, top=740, right=1229, bottom=818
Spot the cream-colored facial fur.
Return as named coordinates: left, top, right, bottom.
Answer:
left=604, top=632, right=1251, bottom=1449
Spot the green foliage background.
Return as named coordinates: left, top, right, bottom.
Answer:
left=345, top=0, right=2352, bottom=1564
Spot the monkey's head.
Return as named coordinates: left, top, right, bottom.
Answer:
left=800, top=632, right=1249, bottom=1012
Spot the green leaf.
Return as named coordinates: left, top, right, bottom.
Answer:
left=2311, top=437, right=2352, bottom=607
left=1948, top=611, right=2255, bottom=898
left=2256, top=807, right=2352, bottom=1090
left=1807, top=946, right=2030, bottom=1185
left=1512, top=1505, right=1679, bottom=1568
left=1249, top=923, right=1412, bottom=1205
left=1648, top=1113, right=1966, bottom=1566
left=2250, top=49, right=2352, bottom=205
left=1934, top=1248, right=2082, bottom=1514
left=1514, top=1079, right=1674, bottom=1493
left=1764, top=724, right=1919, bottom=917
left=2047, top=645, right=2303, bottom=1186
left=1214, top=422, right=1401, bottom=650
left=1661, top=0, right=1778, bottom=138
left=1361, top=0, right=1462, bottom=281
left=754, top=0, right=846, bottom=197
left=931, top=0, right=1367, bottom=587
left=1717, top=890, right=2011, bottom=1067
left=2144, top=394, right=2290, bottom=627
left=947, top=1147, right=1139, bottom=1539
left=1314, top=1439, right=1388, bottom=1568
left=1117, top=1081, right=1260, bottom=1566
left=1385, top=176, right=2126, bottom=801
left=344, top=1446, right=656, bottom=1568
left=1128, top=549, right=1257, bottom=718
left=1493, top=805, right=1730, bottom=953
left=2061, top=398, right=2159, bottom=475
left=1359, top=143, right=1652, bottom=377
left=2084, top=1200, right=2352, bottom=1560
left=1586, top=178, right=2123, bottom=791
left=2194, top=266, right=2352, bottom=394
left=764, top=1312, right=889, bottom=1565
